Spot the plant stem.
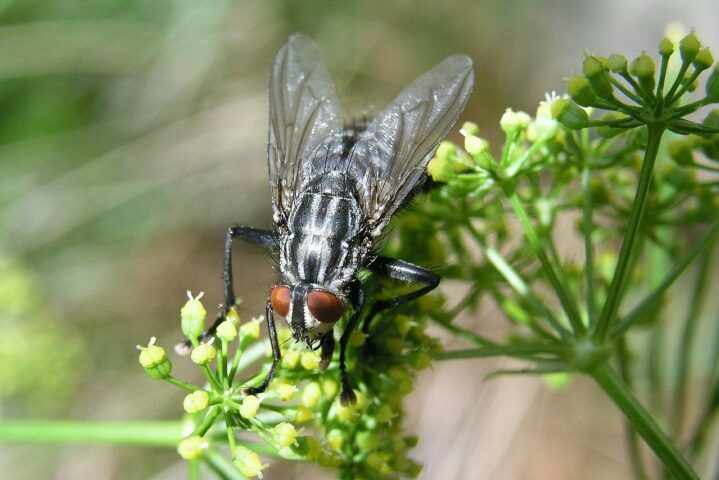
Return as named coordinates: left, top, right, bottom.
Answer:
left=582, top=166, right=598, bottom=323
left=611, top=218, right=719, bottom=337
left=617, top=338, right=648, bottom=480
left=591, top=364, right=699, bottom=480
left=510, top=194, right=585, bottom=335
left=435, top=344, right=564, bottom=361
left=594, top=125, right=664, bottom=342
left=0, top=420, right=182, bottom=446
left=204, top=448, right=246, bottom=480
left=671, top=245, right=714, bottom=439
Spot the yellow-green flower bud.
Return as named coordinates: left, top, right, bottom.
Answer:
left=272, top=379, right=298, bottom=401
left=393, top=315, right=412, bottom=337
left=630, top=52, right=655, bottom=79
left=180, top=291, right=206, bottom=341
left=499, top=108, right=531, bottom=134
left=460, top=121, right=480, bottom=137
left=356, top=431, right=380, bottom=452
left=384, top=338, right=404, bottom=356
left=216, top=320, right=237, bottom=343
left=321, top=378, right=339, bottom=398
left=567, top=75, right=596, bottom=107
left=348, top=329, right=366, bottom=347
left=300, top=351, right=320, bottom=370
left=183, top=390, right=209, bottom=414
left=190, top=341, right=216, bottom=365
left=294, top=436, right=322, bottom=460
left=375, top=404, right=394, bottom=424
left=366, top=452, right=390, bottom=473
left=225, top=305, right=240, bottom=325
left=607, top=54, right=627, bottom=73
left=239, top=394, right=261, bottom=418
left=177, top=435, right=208, bottom=460
left=282, top=349, right=300, bottom=368
left=137, top=338, right=172, bottom=379
left=464, top=135, right=488, bottom=156
left=301, top=381, right=322, bottom=409
left=583, top=56, right=614, bottom=99
left=239, top=317, right=261, bottom=346
left=327, top=429, right=345, bottom=451
left=293, top=407, right=314, bottom=423
left=680, top=32, right=701, bottom=63
left=411, top=351, right=432, bottom=370
left=272, top=422, right=299, bottom=447
left=658, top=37, right=674, bottom=57
left=694, top=48, right=714, bottom=71
left=551, top=99, right=589, bottom=130
left=233, top=445, right=268, bottom=479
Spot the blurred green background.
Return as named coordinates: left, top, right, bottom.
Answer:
left=1, top=1, right=718, bottom=479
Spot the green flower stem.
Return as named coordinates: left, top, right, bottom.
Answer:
left=225, top=417, right=237, bottom=452
left=164, top=375, right=201, bottom=393
left=582, top=166, right=598, bottom=323
left=203, top=448, right=246, bottom=480
left=470, top=226, right=569, bottom=340
left=668, top=68, right=704, bottom=108
left=193, top=406, right=222, bottom=437
left=619, top=71, right=654, bottom=105
left=201, top=365, right=224, bottom=392
left=218, top=340, right=228, bottom=386
left=609, top=76, right=644, bottom=105
left=617, top=338, right=648, bottom=480
left=656, top=54, right=670, bottom=101
left=594, top=125, right=664, bottom=342
left=431, top=313, right=497, bottom=347
left=591, top=364, right=700, bottom=480
left=435, top=344, right=565, bottom=361
left=0, top=420, right=182, bottom=446
left=509, top=194, right=585, bottom=335
left=664, top=61, right=692, bottom=106
left=230, top=340, right=269, bottom=383
left=189, top=459, right=200, bottom=480
left=611, top=217, right=719, bottom=337
left=671, top=245, right=714, bottom=437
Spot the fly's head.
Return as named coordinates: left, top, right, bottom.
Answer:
left=270, top=283, right=345, bottom=348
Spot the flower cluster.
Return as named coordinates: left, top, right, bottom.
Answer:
left=139, top=287, right=438, bottom=478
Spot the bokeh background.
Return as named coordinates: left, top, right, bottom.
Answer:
left=2, top=1, right=719, bottom=479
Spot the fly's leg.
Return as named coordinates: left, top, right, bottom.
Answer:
left=338, top=280, right=364, bottom=406
left=175, top=225, right=276, bottom=353
left=361, top=256, right=440, bottom=350
left=242, top=298, right=281, bottom=395
left=319, top=332, right=335, bottom=371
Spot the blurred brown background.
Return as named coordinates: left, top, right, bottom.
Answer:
left=1, top=1, right=718, bottom=479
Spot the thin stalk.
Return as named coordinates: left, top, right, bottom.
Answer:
left=594, top=126, right=664, bottom=342
left=618, top=338, right=648, bottom=480
left=655, top=54, right=670, bottom=101
left=435, top=343, right=565, bottom=361
left=582, top=166, right=598, bottom=323
left=0, top=420, right=182, bottom=446
left=431, top=313, right=497, bottom=347
left=475, top=232, right=570, bottom=340
left=164, top=375, right=201, bottom=393
left=193, top=406, right=221, bottom=437
left=509, top=194, right=585, bottom=335
left=204, top=448, right=246, bottom=480
left=671, top=246, right=714, bottom=439
left=591, top=364, right=700, bottom=480
left=664, top=61, right=692, bottom=106
left=612, top=218, right=719, bottom=337
left=189, top=460, right=200, bottom=480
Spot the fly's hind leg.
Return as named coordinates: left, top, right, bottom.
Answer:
left=338, top=280, right=364, bottom=406
left=242, top=298, right=281, bottom=396
left=175, top=225, right=277, bottom=354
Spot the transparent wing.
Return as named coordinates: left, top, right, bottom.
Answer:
left=268, top=34, right=343, bottom=222
left=346, top=55, right=474, bottom=233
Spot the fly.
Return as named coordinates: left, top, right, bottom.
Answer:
left=205, top=34, right=473, bottom=405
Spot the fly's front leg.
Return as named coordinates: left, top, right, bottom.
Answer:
left=319, top=332, right=335, bottom=371
left=338, top=281, right=364, bottom=406
left=242, top=298, right=281, bottom=396
left=361, top=256, right=440, bottom=338
left=176, top=225, right=276, bottom=353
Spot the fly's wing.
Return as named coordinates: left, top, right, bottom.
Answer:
left=268, top=34, right=343, bottom=223
left=346, top=55, right=474, bottom=234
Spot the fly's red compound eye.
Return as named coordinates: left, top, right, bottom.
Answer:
left=307, top=290, right=344, bottom=324
left=270, top=286, right=291, bottom=317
